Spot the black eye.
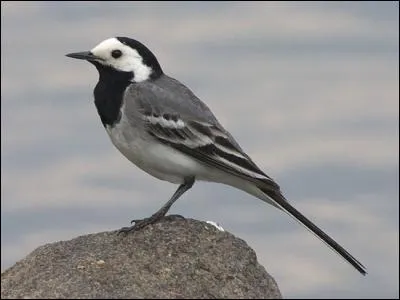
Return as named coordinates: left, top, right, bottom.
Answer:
left=111, top=50, right=122, bottom=58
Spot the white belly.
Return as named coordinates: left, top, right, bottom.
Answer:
left=105, top=117, right=211, bottom=184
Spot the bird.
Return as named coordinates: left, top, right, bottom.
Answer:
left=66, top=37, right=366, bottom=275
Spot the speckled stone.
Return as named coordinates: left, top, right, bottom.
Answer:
left=1, top=217, right=282, bottom=299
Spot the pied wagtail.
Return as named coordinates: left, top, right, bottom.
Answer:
left=66, top=37, right=366, bottom=275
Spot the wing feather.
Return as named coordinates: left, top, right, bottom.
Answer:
left=142, top=112, right=280, bottom=191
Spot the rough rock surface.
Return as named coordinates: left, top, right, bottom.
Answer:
left=1, top=217, right=282, bottom=299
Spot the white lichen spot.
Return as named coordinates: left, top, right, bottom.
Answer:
left=206, top=221, right=225, bottom=232
left=96, top=260, right=105, bottom=265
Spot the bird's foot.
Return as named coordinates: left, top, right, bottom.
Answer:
left=118, top=213, right=185, bottom=234
left=118, top=215, right=160, bottom=234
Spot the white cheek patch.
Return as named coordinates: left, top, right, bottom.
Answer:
left=91, top=37, right=152, bottom=82
left=121, top=50, right=152, bottom=82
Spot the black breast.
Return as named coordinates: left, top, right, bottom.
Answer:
left=92, top=63, right=133, bottom=127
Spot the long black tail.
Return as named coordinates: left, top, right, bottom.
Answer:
left=259, top=187, right=367, bottom=275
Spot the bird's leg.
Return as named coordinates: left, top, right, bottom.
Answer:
left=118, top=177, right=195, bottom=234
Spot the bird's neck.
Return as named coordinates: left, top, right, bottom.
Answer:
left=93, top=65, right=133, bottom=127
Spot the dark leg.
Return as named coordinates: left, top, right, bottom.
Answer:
left=118, top=177, right=195, bottom=234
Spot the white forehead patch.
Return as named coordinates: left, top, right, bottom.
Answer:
left=90, top=37, right=152, bottom=82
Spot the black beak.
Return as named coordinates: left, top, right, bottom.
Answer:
left=65, top=51, right=98, bottom=61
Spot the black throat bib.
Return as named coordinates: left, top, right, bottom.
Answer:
left=92, top=62, right=133, bottom=127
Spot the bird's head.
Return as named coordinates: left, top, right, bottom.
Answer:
left=66, top=37, right=163, bottom=82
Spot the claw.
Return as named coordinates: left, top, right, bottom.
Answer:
left=119, top=213, right=184, bottom=235
left=117, top=226, right=134, bottom=235
left=119, top=215, right=159, bottom=234
left=118, top=178, right=194, bottom=235
left=117, top=222, right=145, bottom=234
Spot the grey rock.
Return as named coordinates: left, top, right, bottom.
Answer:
left=1, top=217, right=282, bottom=299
